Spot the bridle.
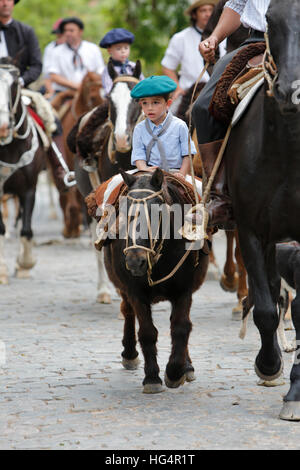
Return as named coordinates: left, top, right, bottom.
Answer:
left=263, top=28, right=278, bottom=97
left=0, top=64, right=31, bottom=146
left=123, top=186, right=197, bottom=287
left=106, top=75, right=143, bottom=157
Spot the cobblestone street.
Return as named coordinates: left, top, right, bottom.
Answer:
left=1, top=176, right=299, bottom=450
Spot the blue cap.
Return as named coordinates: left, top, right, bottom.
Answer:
left=99, top=28, right=135, bottom=48
left=130, top=76, right=177, bottom=99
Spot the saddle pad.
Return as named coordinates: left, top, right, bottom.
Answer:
left=209, top=42, right=266, bottom=125
left=231, top=77, right=264, bottom=127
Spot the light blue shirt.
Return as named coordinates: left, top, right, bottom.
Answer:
left=131, top=112, right=197, bottom=169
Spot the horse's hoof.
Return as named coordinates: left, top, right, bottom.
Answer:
left=220, top=273, right=238, bottom=293
left=15, top=267, right=32, bottom=279
left=143, top=383, right=165, bottom=394
left=164, top=372, right=186, bottom=389
left=0, top=275, right=9, bottom=285
left=257, top=376, right=285, bottom=387
left=185, top=370, right=196, bottom=382
left=254, top=359, right=284, bottom=383
left=122, top=356, right=140, bottom=370
left=232, top=309, right=243, bottom=321
left=97, top=292, right=112, bottom=304
left=279, top=401, right=300, bottom=421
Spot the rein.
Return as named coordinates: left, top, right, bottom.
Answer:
left=0, top=65, right=28, bottom=146
left=263, top=28, right=278, bottom=97
left=123, top=186, right=196, bottom=287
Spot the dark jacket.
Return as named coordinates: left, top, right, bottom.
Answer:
left=3, top=19, right=42, bottom=86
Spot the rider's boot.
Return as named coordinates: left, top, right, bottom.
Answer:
left=48, top=134, right=68, bottom=193
left=199, top=140, right=236, bottom=230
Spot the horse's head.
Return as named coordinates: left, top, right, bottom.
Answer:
left=78, top=71, right=105, bottom=111
left=0, top=58, right=20, bottom=144
left=108, top=59, right=142, bottom=153
left=267, top=0, right=300, bottom=113
left=121, top=168, right=167, bottom=277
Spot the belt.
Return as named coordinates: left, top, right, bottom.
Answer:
left=248, top=28, right=265, bottom=40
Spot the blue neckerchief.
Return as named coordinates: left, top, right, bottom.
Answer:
left=111, top=58, right=129, bottom=75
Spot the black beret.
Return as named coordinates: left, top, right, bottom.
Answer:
left=100, top=28, right=134, bottom=48
left=59, top=17, right=84, bottom=32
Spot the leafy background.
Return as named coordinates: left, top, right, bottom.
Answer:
left=14, top=0, right=191, bottom=75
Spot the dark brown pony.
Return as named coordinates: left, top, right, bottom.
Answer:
left=222, top=0, right=300, bottom=420
left=101, top=169, right=209, bottom=393
left=52, top=71, right=105, bottom=238
left=0, top=60, right=45, bottom=283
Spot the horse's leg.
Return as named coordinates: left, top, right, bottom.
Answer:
left=16, top=189, right=36, bottom=278
left=120, top=293, right=140, bottom=370
left=232, top=231, right=248, bottom=318
left=165, top=293, right=193, bottom=388
left=61, top=188, right=81, bottom=239
left=90, top=219, right=112, bottom=304
left=0, top=208, right=8, bottom=284
left=131, top=298, right=163, bottom=394
left=46, top=166, right=58, bottom=220
left=220, top=230, right=238, bottom=293
left=238, top=229, right=283, bottom=383
left=279, top=264, right=300, bottom=420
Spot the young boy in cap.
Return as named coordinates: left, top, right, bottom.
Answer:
left=131, top=75, right=197, bottom=181
left=100, top=28, right=143, bottom=95
left=97, top=75, right=200, bottom=213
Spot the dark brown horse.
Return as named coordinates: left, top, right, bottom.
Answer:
left=52, top=71, right=105, bottom=238
left=99, top=169, right=209, bottom=393
left=0, top=60, right=45, bottom=283
left=222, top=0, right=300, bottom=420
left=68, top=61, right=143, bottom=303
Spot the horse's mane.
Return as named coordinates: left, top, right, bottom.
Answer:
left=176, top=82, right=206, bottom=124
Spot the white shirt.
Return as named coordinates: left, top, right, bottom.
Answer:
left=161, top=27, right=211, bottom=91
left=0, top=31, right=8, bottom=58
left=49, top=40, right=105, bottom=92
left=225, top=0, right=270, bottom=32
left=43, top=41, right=58, bottom=78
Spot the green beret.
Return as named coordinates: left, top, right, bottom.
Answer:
left=130, top=75, right=177, bottom=99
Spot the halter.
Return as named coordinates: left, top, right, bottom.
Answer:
left=0, top=64, right=29, bottom=146
left=263, top=28, right=278, bottom=97
left=123, top=185, right=197, bottom=287
left=105, top=75, right=143, bottom=159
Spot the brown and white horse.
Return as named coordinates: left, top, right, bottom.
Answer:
left=0, top=61, right=45, bottom=283
left=52, top=71, right=105, bottom=238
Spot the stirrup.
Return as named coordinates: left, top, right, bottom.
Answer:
left=179, top=203, right=209, bottom=247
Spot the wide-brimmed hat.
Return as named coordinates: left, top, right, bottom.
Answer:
left=185, top=0, right=219, bottom=16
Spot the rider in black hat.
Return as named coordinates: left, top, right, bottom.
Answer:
left=0, top=0, right=69, bottom=192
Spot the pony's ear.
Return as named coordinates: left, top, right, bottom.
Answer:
left=150, top=168, right=164, bottom=190
left=108, top=57, right=118, bottom=81
left=120, top=169, right=137, bottom=187
left=133, top=60, right=142, bottom=79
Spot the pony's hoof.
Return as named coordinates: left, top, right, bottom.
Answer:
left=122, top=356, right=140, bottom=370
left=143, top=383, right=165, bottom=394
left=97, top=292, right=112, bottom=304
left=254, top=359, right=284, bottom=383
left=279, top=401, right=300, bottom=421
left=185, top=370, right=196, bottom=382
left=164, top=372, right=186, bottom=389
left=220, top=272, right=238, bottom=293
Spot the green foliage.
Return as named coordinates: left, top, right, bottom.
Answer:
left=14, top=0, right=191, bottom=75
